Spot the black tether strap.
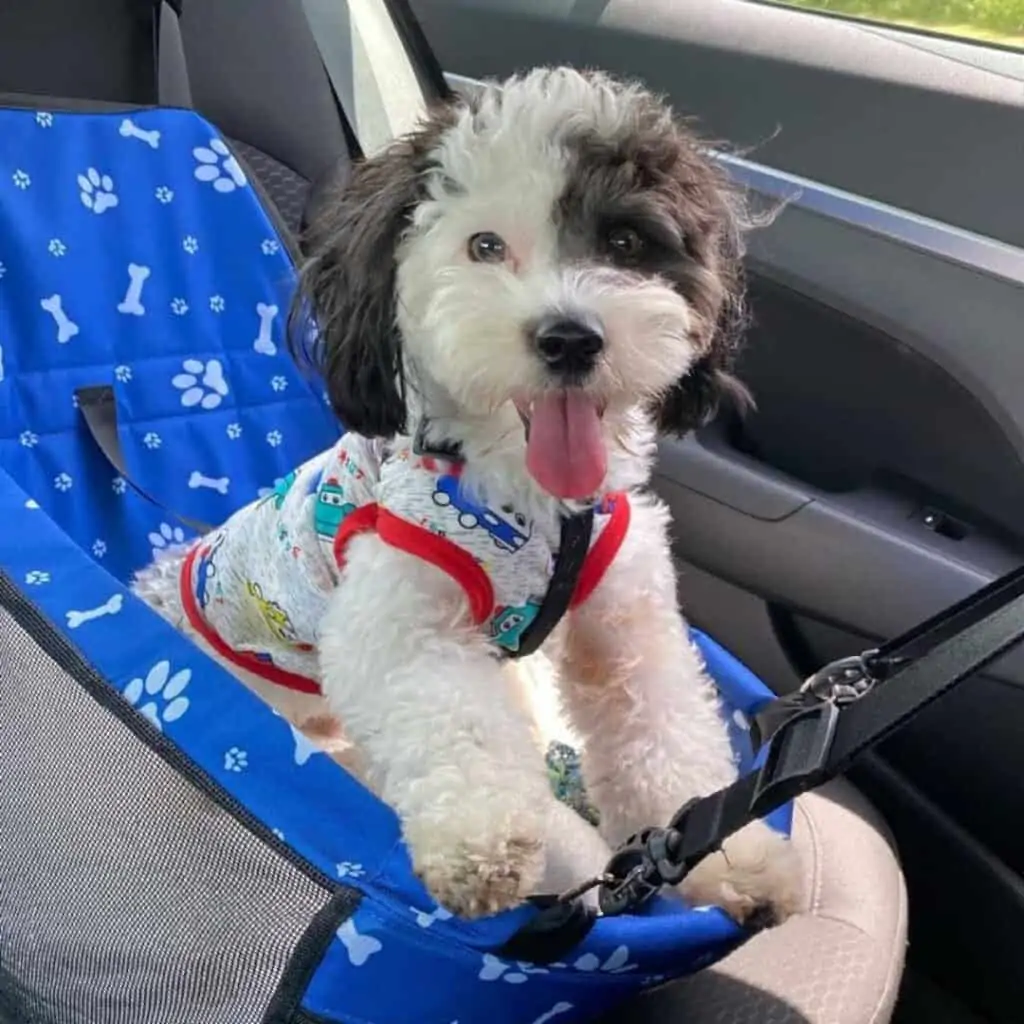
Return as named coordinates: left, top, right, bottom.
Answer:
left=76, top=385, right=212, bottom=536
left=596, top=561, right=1024, bottom=915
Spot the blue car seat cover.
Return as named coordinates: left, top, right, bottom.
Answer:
left=0, top=101, right=792, bottom=1024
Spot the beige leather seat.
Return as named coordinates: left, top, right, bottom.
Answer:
left=608, top=778, right=907, bottom=1024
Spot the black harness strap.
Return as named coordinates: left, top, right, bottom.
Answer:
left=514, top=509, right=594, bottom=658
left=411, top=418, right=596, bottom=658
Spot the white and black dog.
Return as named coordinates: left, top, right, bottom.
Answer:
left=134, top=67, right=802, bottom=923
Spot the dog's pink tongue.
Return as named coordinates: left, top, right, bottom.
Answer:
left=526, top=390, right=606, bottom=499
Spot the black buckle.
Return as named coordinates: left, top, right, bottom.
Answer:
left=749, top=697, right=840, bottom=816
left=597, top=801, right=700, bottom=917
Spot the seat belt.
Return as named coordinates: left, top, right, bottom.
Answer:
left=300, top=0, right=452, bottom=158
left=595, top=562, right=1024, bottom=914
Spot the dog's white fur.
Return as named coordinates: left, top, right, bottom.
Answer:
left=133, top=67, right=801, bottom=923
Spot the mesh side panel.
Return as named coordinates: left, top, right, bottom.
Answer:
left=0, top=585, right=337, bottom=1024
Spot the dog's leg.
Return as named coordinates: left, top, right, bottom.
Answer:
left=318, top=533, right=553, bottom=919
left=554, top=492, right=803, bottom=925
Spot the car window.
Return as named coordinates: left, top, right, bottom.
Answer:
left=762, top=0, right=1024, bottom=49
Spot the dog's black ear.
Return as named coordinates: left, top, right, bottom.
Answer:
left=654, top=354, right=751, bottom=436
left=290, top=109, right=456, bottom=437
left=656, top=175, right=754, bottom=436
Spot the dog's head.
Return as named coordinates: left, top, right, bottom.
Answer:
left=297, top=67, right=749, bottom=501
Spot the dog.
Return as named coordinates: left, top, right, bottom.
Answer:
left=133, top=67, right=802, bottom=924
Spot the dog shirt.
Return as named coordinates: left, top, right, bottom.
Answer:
left=180, top=432, right=630, bottom=693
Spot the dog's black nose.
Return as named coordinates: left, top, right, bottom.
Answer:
left=533, top=315, right=605, bottom=377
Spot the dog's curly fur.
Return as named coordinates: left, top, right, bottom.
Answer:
left=134, top=67, right=801, bottom=922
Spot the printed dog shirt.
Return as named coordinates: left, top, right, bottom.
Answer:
left=180, top=432, right=631, bottom=693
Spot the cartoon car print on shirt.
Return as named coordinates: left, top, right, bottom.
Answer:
left=314, top=477, right=357, bottom=539
left=490, top=599, right=543, bottom=652
left=431, top=474, right=532, bottom=553
left=194, top=531, right=227, bottom=609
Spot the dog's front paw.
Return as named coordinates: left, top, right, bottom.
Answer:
left=405, top=807, right=547, bottom=919
left=678, top=819, right=803, bottom=928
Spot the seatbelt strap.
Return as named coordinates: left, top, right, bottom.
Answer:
left=300, top=0, right=451, bottom=158
left=596, top=561, right=1024, bottom=914
left=76, top=386, right=212, bottom=536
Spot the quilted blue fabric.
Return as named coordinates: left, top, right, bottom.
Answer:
left=0, top=103, right=792, bottom=1024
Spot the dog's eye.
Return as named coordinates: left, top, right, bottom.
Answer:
left=605, top=225, right=644, bottom=260
left=467, top=232, right=508, bottom=264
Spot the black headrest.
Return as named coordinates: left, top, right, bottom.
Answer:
left=0, top=0, right=168, bottom=104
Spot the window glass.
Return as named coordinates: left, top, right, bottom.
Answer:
left=768, top=1, right=1024, bottom=49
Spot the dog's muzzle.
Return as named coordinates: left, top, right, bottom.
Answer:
left=532, top=313, right=604, bottom=381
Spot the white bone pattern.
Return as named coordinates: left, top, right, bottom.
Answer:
left=118, top=117, right=161, bottom=149
left=532, top=1004, right=573, bottom=1024
left=40, top=294, right=79, bottom=343
left=66, top=593, right=124, bottom=629
left=253, top=302, right=278, bottom=356
left=188, top=471, right=230, bottom=494
left=336, top=919, right=382, bottom=967
left=117, top=263, right=151, bottom=316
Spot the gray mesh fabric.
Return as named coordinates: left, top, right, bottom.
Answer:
left=0, top=578, right=342, bottom=1024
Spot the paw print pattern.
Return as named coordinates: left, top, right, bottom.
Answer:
left=0, top=261, right=6, bottom=278
left=270, top=375, right=288, bottom=393
left=266, top=430, right=283, bottom=448
left=226, top=422, right=242, bottom=440
left=155, top=186, right=174, bottom=204
left=565, top=946, right=638, bottom=975
left=24, top=570, right=50, bottom=586
left=123, top=660, right=191, bottom=730
left=19, top=431, right=38, bottom=448
left=35, top=111, right=53, bottom=127
left=261, top=238, right=280, bottom=255
left=114, top=364, right=132, bottom=383
left=48, top=238, right=66, bottom=257
left=112, top=476, right=127, bottom=495
left=142, top=432, right=162, bottom=450
left=12, top=170, right=31, bottom=189
left=336, top=861, right=366, bottom=880
left=224, top=747, right=248, bottom=772
left=209, top=295, right=225, bottom=313
left=54, top=472, right=72, bottom=492
left=182, top=235, right=199, bottom=255
left=193, top=138, right=247, bottom=193
left=92, top=539, right=107, bottom=558
left=78, top=167, right=119, bottom=214
left=479, top=955, right=551, bottom=985
left=172, top=358, right=228, bottom=409
left=170, top=298, right=189, bottom=316
left=148, top=522, right=186, bottom=556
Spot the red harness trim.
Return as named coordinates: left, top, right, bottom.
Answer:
left=377, top=509, right=495, bottom=625
left=570, top=492, right=631, bottom=608
left=332, top=502, right=383, bottom=569
left=179, top=544, right=323, bottom=695
left=332, top=501, right=495, bottom=626
left=180, top=491, right=630, bottom=696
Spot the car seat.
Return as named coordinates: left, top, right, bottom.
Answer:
left=0, top=1, right=908, bottom=1022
